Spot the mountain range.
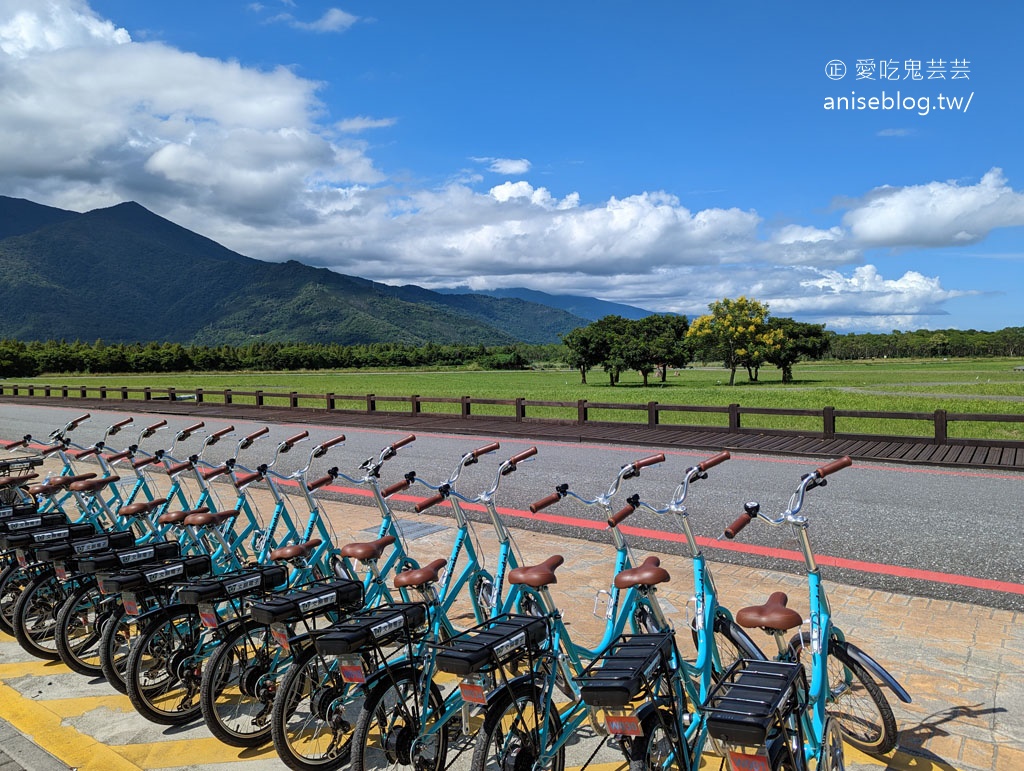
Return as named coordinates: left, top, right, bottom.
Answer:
left=0, top=196, right=652, bottom=346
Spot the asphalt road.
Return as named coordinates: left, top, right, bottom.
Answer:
left=2, top=402, right=1022, bottom=612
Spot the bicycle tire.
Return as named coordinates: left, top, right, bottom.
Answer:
left=470, top=680, right=564, bottom=771
left=351, top=664, right=448, bottom=771
left=270, top=643, right=360, bottom=771
left=789, top=632, right=897, bottom=755
left=54, top=580, right=109, bottom=675
left=627, top=707, right=681, bottom=771
left=12, top=569, right=65, bottom=659
left=98, top=605, right=135, bottom=693
left=200, top=620, right=278, bottom=747
left=0, top=563, right=30, bottom=635
left=125, top=605, right=204, bottom=725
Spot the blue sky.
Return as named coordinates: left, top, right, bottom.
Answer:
left=1, top=1, right=1020, bottom=333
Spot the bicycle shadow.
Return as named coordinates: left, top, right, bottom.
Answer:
left=882, top=703, right=1007, bottom=770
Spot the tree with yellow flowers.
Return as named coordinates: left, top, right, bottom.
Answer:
left=686, top=296, right=782, bottom=385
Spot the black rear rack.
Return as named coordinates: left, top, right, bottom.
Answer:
left=314, top=602, right=429, bottom=656
left=703, top=659, right=807, bottom=747
left=433, top=613, right=549, bottom=678
left=574, top=632, right=677, bottom=708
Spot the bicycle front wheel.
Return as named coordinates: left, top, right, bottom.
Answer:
left=470, top=681, right=564, bottom=771
left=0, top=563, right=30, bottom=635
left=789, top=632, right=897, bottom=755
left=200, top=620, right=279, bottom=747
left=352, top=664, right=448, bottom=771
left=270, top=643, right=360, bottom=771
left=125, top=606, right=205, bottom=725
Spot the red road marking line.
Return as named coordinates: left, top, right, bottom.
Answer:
left=306, top=480, right=1024, bottom=596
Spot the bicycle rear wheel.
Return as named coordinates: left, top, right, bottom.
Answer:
left=12, top=569, right=65, bottom=659
left=98, top=605, right=135, bottom=693
left=0, top=563, right=30, bottom=635
left=470, top=681, right=564, bottom=771
left=55, top=581, right=109, bottom=675
left=789, top=632, right=896, bottom=755
left=270, top=643, right=360, bottom=771
left=351, top=664, right=447, bottom=771
left=692, top=612, right=764, bottom=678
left=627, top=708, right=682, bottom=771
left=200, top=620, right=279, bottom=747
left=125, top=606, right=204, bottom=725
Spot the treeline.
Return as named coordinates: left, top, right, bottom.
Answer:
left=828, top=328, right=1024, bottom=359
left=0, top=339, right=562, bottom=378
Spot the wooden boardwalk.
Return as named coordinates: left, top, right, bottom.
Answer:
left=6, top=396, right=1022, bottom=472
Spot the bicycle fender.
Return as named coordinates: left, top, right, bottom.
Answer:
left=361, top=661, right=419, bottom=694
left=840, top=640, right=912, bottom=703
left=484, top=672, right=541, bottom=709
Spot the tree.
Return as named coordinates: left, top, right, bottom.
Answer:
left=562, top=326, right=602, bottom=384
left=636, top=315, right=691, bottom=381
left=686, top=296, right=774, bottom=385
left=765, top=318, right=830, bottom=383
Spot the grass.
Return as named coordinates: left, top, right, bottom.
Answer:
left=8, top=358, right=1024, bottom=441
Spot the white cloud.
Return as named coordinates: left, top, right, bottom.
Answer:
left=472, top=157, right=532, bottom=175
left=270, top=7, right=358, bottom=32
left=336, top=115, right=397, bottom=133
left=1, top=1, right=1018, bottom=333
left=843, top=168, right=1024, bottom=247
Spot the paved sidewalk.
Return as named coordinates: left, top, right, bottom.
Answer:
left=0, top=490, right=1021, bottom=770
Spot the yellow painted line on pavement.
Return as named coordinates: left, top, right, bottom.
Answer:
left=115, top=737, right=278, bottom=767
left=41, top=693, right=135, bottom=717
left=0, top=658, right=68, bottom=677
left=0, top=679, right=140, bottom=771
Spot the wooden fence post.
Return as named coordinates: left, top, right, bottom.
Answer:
left=195, top=388, right=204, bottom=404
left=255, top=390, right=264, bottom=407
left=366, top=394, right=375, bottom=413
left=823, top=406, right=835, bottom=438
left=577, top=399, right=588, bottom=425
left=120, top=387, right=128, bottom=400
left=728, top=403, right=741, bottom=431
left=647, top=401, right=659, bottom=427
left=326, top=393, right=335, bottom=410
left=515, top=398, right=525, bottom=422
left=412, top=395, right=421, bottom=416
left=461, top=396, right=471, bottom=417
left=289, top=391, right=298, bottom=408
left=934, top=409, right=948, bottom=443
left=224, top=389, right=232, bottom=405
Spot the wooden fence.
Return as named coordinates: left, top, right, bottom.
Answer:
left=2, top=383, right=1023, bottom=447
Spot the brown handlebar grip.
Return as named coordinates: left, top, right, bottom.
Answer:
left=724, top=512, right=752, bottom=540
left=1, top=439, right=26, bottom=450
left=816, top=456, right=852, bottom=478
left=201, top=464, right=228, bottom=481
left=320, top=435, right=346, bottom=450
left=145, top=420, right=168, bottom=432
left=112, top=418, right=134, bottom=429
left=698, top=451, right=731, bottom=471
left=509, top=447, right=538, bottom=465
left=71, top=447, right=99, bottom=459
left=209, top=425, right=233, bottom=440
left=105, top=450, right=132, bottom=463
left=391, top=434, right=416, bottom=450
left=529, top=493, right=562, bottom=513
left=284, top=431, right=309, bottom=446
left=608, top=504, right=636, bottom=527
left=633, top=453, right=666, bottom=469
left=68, top=414, right=91, bottom=429
left=472, top=442, right=501, bottom=458
left=132, top=455, right=160, bottom=469
left=415, top=493, right=447, bottom=513
left=245, top=427, right=270, bottom=442
left=381, top=479, right=411, bottom=498
left=308, top=474, right=333, bottom=491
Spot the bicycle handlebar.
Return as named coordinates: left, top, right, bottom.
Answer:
left=816, top=456, right=852, bottom=478
left=609, top=502, right=636, bottom=527
left=415, top=492, right=448, bottom=513
left=313, top=434, right=346, bottom=458
left=382, top=479, right=411, bottom=498
left=239, top=427, right=269, bottom=450
left=634, top=453, right=666, bottom=469
left=698, top=450, right=730, bottom=471
left=529, top=492, right=562, bottom=513
left=472, top=441, right=501, bottom=458
left=391, top=434, right=416, bottom=451
left=68, top=413, right=91, bottom=430
left=281, top=431, right=309, bottom=450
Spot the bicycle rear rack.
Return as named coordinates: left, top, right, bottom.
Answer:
left=434, top=613, right=549, bottom=678
left=703, top=659, right=807, bottom=771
